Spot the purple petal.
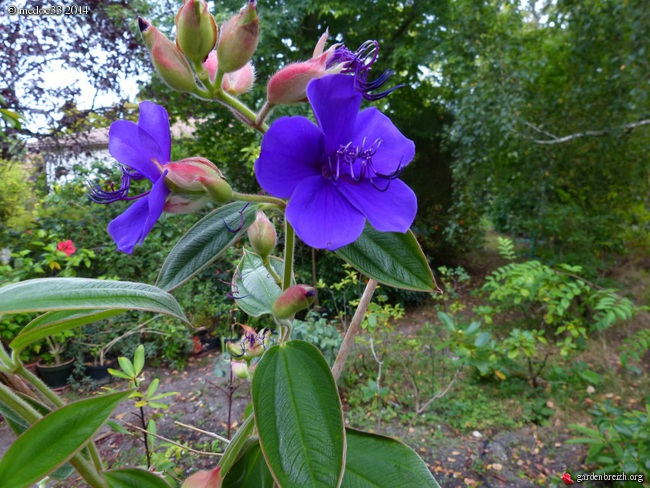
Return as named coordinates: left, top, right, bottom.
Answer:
left=338, top=179, right=417, bottom=233
left=307, top=74, right=362, bottom=154
left=107, top=175, right=170, bottom=253
left=109, top=121, right=167, bottom=182
left=286, top=175, right=365, bottom=250
left=353, top=108, right=415, bottom=175
left=255, top=117, right=324, bottom=198
left=137, top=101, right=171, bottom=163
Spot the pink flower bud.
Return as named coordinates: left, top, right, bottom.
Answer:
left=231, top=361, right=250, bottom=379
left=247, top=210, right=276, bottom=258
left=181, top=466, right=221, bottom=488
left=139, top=17, right=197, bottom=93
left=175, top=0, right=218, bottom=64
left=217, top=0, right=259, bottom=73
left=203, top=51, right=218, bottom=83
left=266, top=31, right=341, bottom=105
left=271, top=284, right=317, bottom=319
left=160, top=157, right=232, bottom=210
left=222, top=62, right=256, bottom=95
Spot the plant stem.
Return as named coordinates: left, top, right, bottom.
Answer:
left=139, top=406, right=151, bottom=469
left=215, top=89, right=269, bottom=133
left=0, top=341, right=12, bottom=369
left=282, top=220, right=295, bottom=291
left=331, top=279, right=378, bottom=382
left=262, top=256, right=282, bottom=286
left=69, top=454, right=107, bottom=488
left=231, top=191, right=286, bottom=207
left=256, top=100, right=274, bottom=126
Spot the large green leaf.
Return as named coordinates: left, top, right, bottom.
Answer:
left=232, top=251, right=287, bottom=317
left=0, top=397, right=79, bottom=482
left=218, top=415, right=255, bottom=477
left=341, top=429, right=440, bottom=487
left=222, top=442, right=274, bottom=488
left=0, top=278, right=189, bottom=325
left=252, top=340, right=345, bottom=488
left=105, top=468, right=172, bottom=488
left=156, top=202, right=258, bottom=291
left=336, top=225, right=438, bottom=292
left=0, top=390, right=130, bottom=488
left=10, top=309, right=124, bottom=354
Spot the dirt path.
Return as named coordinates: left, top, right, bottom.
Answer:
left=0, top=348, right=593, bottom=487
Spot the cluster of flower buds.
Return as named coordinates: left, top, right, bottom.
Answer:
left=271, top=284, right=317, bottom=319
left=158, top=157, right=232, bottom=213
left=226, top=324, right=272, bottom=379
left=138, top=0, right=259, bottom=97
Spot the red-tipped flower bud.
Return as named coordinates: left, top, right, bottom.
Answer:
left=175, top=0, right=218, bottom=64
left=267, top=31, right=340, bottom=105
left=158, top=157, right=232, bottom=214
left=139, top=17, right=197, bottom=93
left=271, top=285, right=317, bottom=319
left=248, top=211, right=276, bottom=258
left=181, top=466, right=221, bottom=488
left=217, top=0, right=259, bottom=74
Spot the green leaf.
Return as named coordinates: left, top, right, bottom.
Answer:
left=336, top=225, right=438, bottom=292
left=0, top=390, right=130, bottom=488
left=219, top=415, right=255, bottom=477
left=134, top=345, right=145, bottom=377
left=118, top=357, right=135, bottom=377
left=222, top=442, right=274, bottom=488
left=156, top=202, right=258, bottom=291
left=342, top=428, right=441, bottom=487
left=10, top=309, right=124, bottom=354
left=232, top=251, right=287, bottom=317
left=0, top=278, right=189, bottom=325
left=105, top=468, right=171, bottom=488
left=108, top=369, right=132, bottom=380
left=252, top=340, right=345, bottom=488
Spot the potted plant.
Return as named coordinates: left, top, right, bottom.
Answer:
left=36, top=331, right=75, bottom=388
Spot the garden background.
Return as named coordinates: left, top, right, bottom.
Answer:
left=1, top=0, right=649, bottom=486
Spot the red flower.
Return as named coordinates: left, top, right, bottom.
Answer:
left=57, top=240, right=76, bottom=257
left=561, top=472, right=575, bottom=485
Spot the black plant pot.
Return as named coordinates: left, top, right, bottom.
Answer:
left=85, top=360, right=116, bottom=381
left=36, top=359, right=74, bottom=388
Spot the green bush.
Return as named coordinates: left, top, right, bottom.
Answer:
left=569, top=401, right=650, bottom=483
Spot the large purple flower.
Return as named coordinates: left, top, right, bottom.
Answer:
left=89, top=101, right=171, bottom=254
left=255, top=74, right=416, bottom=250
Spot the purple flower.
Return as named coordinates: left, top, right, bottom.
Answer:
left=89, top=101, right=172, bottom=254
left=255, top=74, right=417, bottom=250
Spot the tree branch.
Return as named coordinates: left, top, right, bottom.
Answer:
left=524, top=119, right=650, bottom=144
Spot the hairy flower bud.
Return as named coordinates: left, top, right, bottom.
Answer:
left=175, top=0, right=218, bottom=64
left=217, top=0, right=259, bottom=73
left=247, top=211, right=276, bottom=258
left=271, top=284, right=317, bottom=319
left=181, top=466, right=221, bottom=488
left=222, top=63, right=256, bottom=95
left=158, top=157, right=232, bottom=213
left=139, top=17, right=197, bottom=93
left=266, top=31, right=340, bottom=105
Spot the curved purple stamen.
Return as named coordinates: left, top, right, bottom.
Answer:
left=223, top=202, right=251, bottom=232
left=327, top=41, right=401, bottom=101
left=87, top=165, right=151, bottom=204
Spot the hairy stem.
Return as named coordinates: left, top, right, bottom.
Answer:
left=331, top=279, right=379, bottom=381
left=282, top=221, right=295, bottom=291
left=231, top=191, right=286, bottom=208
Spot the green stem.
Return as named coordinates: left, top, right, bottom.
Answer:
left=262, top=256, right=282, bottom=286
left=69, top=454, right=107, bottom=488
left=0, top=382, right=42, bottom=423
left=282, top=220, right=295, bottom=291
left=231, top=191, right=286, bottom=207
left=0, top=341, right=11, bottom=370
